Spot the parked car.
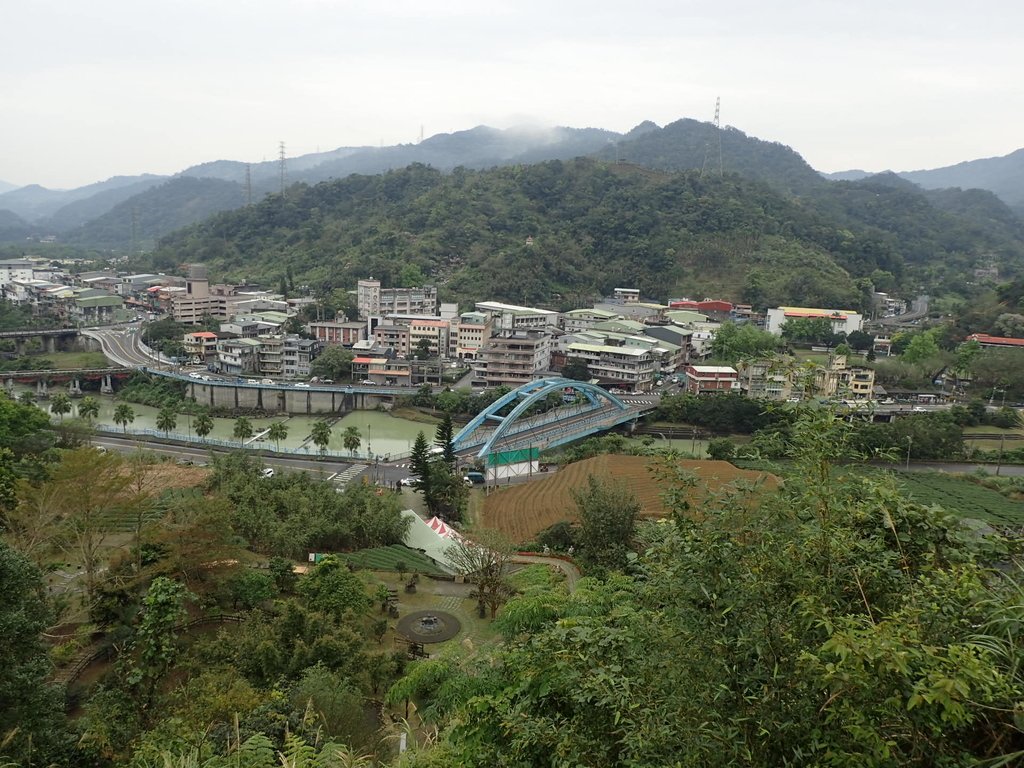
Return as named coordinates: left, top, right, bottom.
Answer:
left=463, top=471, right=485, bottom=485
left=188, top=372, right=203, bottom=379
left=261, top=467, right=275, bottom=478
left=360, top=379, right=377, bottom=385
left=399, top=476, right=417, bottom=487
left=246, top=379, right=259, bottom=384
left=294, top=382, right=311, bottom=388
left=261, top=378, right=274, bottom=384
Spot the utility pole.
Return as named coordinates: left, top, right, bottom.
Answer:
left=244, top=164, right=253, bottom=206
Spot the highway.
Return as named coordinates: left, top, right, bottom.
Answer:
left=82, top=325, right=167, bottom=368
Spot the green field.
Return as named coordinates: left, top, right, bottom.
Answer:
left=342, top=544, right=446, bottom=575
left=890, top=471, right=1024, bottom=527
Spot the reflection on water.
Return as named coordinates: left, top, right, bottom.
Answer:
left=26, top=388, right=438, bottom=458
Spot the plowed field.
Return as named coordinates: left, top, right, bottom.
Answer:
left=482, top=455, right=779, bottom=543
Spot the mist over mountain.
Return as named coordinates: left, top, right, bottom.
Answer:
left=900, top=148, right=1024, bottom=213
left=0, top=179, right=18, bottom=195
left=822, top=170, right=873, bottom=182
left=0, top=174, right=167, bottom=221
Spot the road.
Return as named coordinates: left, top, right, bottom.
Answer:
left=82, top=325, right=167, bottom=368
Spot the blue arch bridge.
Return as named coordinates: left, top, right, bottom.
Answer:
left=450, top=378, right=655, bottom=468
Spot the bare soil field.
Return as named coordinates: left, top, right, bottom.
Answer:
left=481, top=455, right=779, bottom=543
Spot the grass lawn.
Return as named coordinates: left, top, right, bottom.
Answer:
left=343, top=545, right=446, bottom=576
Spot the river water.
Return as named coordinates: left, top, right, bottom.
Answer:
left=30, top=390, right=437, bottom=458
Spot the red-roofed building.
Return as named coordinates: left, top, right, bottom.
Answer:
left=183, top=331, right=218, bottom=362
left=967, top=333, right=1024, bottom=349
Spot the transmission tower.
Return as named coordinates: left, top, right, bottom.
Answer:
left=700, top=96, right=723, bottom=178
left=278, top=141, right=287, bottom=195
left=244, top=164, right=253, bottom=206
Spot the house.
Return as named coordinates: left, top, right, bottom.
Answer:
left=683, top=365, right=739, bottom=395
left=966, top=333, right=1024, bottom=350
left=449, top=311, right=492, bottom=360
left=183, top=331, right=218, bottom=363
left=307, top=319, right=368, bottom=347
left=565, top=342, right=657, bottom=392
left=561, top=308, right=622, bottom=334
left=216, top=338, right=261, bottom=375
left=765, top=307, right=864, bottom=337
left=356, top=278, right=438, bottom=319
left=474, top=331, right=552, bottom=388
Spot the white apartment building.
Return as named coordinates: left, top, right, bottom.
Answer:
left=449, top=311, right=492, bottom=359
left=561, top=307, right=622, bottom=334
left=566, top=342, right=656, bottom=392
left=475, top=331, right=552, bottom=388
left=765, top=306, right=864, bottom=337
left=474, top=301, right=560, bottom=333
left=356, top=278, right=438, bottom=320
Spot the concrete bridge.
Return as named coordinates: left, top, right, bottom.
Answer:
left=0, top=327, right=80, bottom=354
left=2, top=367, right=130, bottom=397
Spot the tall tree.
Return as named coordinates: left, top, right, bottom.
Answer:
left=50, top=392, right=72, bottom=422
left=409, top=431, right=432, bottom=498
left=310, top=420, right=332, bottom=456
left=113, top=403, right=135, bottom=433
left=571, top=476, right=640, bottom=573
left=444, top=530, right=514, bottom=618
left=0, top=541, right=67, bottom=766
left=434, top=412, right=456, bottom=466
left=233, top=416, right=254, bottom=442
left=342, top=424, right=361, bottom=456
left=156, top=406, right=177, bottom=436
left=78, top=395, right=100, bottom=424
left=310, top=346, right=355, bottom=381
left=127, top=576, right=189, bottom=713
left=267, top=421, right=289, bottom=452
left=194, top=411, right=214, bottom=441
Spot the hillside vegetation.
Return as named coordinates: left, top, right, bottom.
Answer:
left=145, top=155, right=1024, bottom=308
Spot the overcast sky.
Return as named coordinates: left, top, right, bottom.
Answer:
left=2, top=0, right=1022, bottom=189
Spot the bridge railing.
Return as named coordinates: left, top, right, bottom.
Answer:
left=95, top=426, right=410, bottom=462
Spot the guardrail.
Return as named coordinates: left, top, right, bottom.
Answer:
left=95, top=425, right=411, bottom=462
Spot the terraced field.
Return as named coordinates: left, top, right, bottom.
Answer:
left=892, top=471, right=1024, bottom=527
left=483, top=455, right=779, bottom=543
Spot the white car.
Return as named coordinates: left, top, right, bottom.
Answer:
left=399, top=477, right=417, bottom=487
left=188, top=372, right=203, bottom=379
left=360, top=379, right=377, bottom=386
left=260, top=467, right=275, bottom=478
left=294, top=382, right=311, bottom=388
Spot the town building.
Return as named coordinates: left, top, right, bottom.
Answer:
left=683, top=365, right=739, bottom=395
left=736, top=358, right=793, bottom=401
left=183, top=331, right=218, bottom=364
left=373, top=323, right=411, bottom=357
left=474, top=330, right=552, bottom=388
left=216, top=338, right=262, bottom=375
left=356, top=278, right=438, bottom=319
left=448, top=311, right=492, bottom=360
left=307, top=319, right=367, bottom=347
left=565, top=342, right=657, bottom=392
left=765, top=306, right=864, bottom=337
left=474, top=301, right=560, bottom=332
left=561, top=307, right=623, bottom=334
left=814, top=355, right=876, bottom=401
left=408, top=318, right=450, bottom=358
left=966, top=333, right=1024, bottom=350
left=283, top=337, right=321, bottom=379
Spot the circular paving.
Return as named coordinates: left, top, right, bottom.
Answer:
left=395, top=610, right=462, bottom=643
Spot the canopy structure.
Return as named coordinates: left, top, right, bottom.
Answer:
left=400, top=510, right=461, bottom=573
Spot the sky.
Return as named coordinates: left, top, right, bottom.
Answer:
left=2, top=0, right=1022, bottom=189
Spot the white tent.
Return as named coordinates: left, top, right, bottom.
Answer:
left=400, top=510, right=461, bottom=573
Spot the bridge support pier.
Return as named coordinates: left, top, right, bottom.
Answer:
left=36, top=380, right=49, bottom=399
left=100, top=375, right=114, bottom=395
left=68, top=378, right=83, bottom=397
left=45, top=336, right=57, bottom=354
left=4, top=378, right=13, bottom=395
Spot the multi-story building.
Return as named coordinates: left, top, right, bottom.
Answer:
left=474, top=301, right=560, bottom=333
left=565, top=342, right=657, bottom=392
left=356, top=278, right=437, bottom=319
left=183, top=331, right=218, bottom=363
left=373, top=323, right=411, bottom=357
left=0, top=260, right=36, bottom=290
left=815, top=355, right=875, bottom=401
left=258, top=336, right=286, bottom=377
left=217, top=338, right=261, bottom=375
left=449, top=311, right=492, bottom=360
left=172, top=264, right=214, bottom=325
left=283, top=337, right=320, bottom=379
left=683, top=365, right=739, bottom=395
left=475, top=331, right=552, bottom=388
left=561, top=308, right=622, bottom=334
left=737, top=358, right=793, bottom=401
left=352, top=356, right=413, bottom=386
left=408, top=318, right=449, bottom=358
left=966, top=333, right=1024, bottom=350
left=765, top=306, right=864, bottom=337
left=307, top=319, right=367, bottom=347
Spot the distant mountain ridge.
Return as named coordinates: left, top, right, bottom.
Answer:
left=0, top=179, right=18, bottom=195
left=2, top=120, right=1023, bottom=250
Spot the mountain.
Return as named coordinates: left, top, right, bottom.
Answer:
left=899, top=147, right=1024, bottom=213
left=63, top=176, right=245, bottom=250
left=0, top=209, right=31, bottom=241
left=0, top=180, right=18, bottom=195
left=39, top=176, right=169, bottom=232
left=822, top=170, right=873, bottom=182
left=0, top=174, right=167, bottom=221
left=608, top=118, right=826, bottom=195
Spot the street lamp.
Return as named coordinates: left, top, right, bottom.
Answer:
left=905, top=435, right=912, bottom=470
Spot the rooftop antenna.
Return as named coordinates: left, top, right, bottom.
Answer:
left=244, top=164, right=252, bottom=206
left=700, top=96, right=723, bottom=178
left=278, top=141, right=287, bottom=195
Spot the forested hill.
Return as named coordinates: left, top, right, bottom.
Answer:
left=148, top=158, right=959, bottom=309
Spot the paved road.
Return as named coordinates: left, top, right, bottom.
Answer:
left=82, top=325, right=165, bottom=368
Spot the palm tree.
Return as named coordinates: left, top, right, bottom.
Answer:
left=267, top=421, right=289, bottom=452
left=342, top=425, right=362, bottom=456
left=156, top=407, right=177, bottom=437
left=50, top=392, right=72, bottom=422
left=113, top=404, right=135, bottom=433
left=78, top=395, right=100, bottom=424
left=233, top=416, right=254, bottom=443
left=194, top=412, right=214, bottom=442
left=309, top=420, right=332, bottom=457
